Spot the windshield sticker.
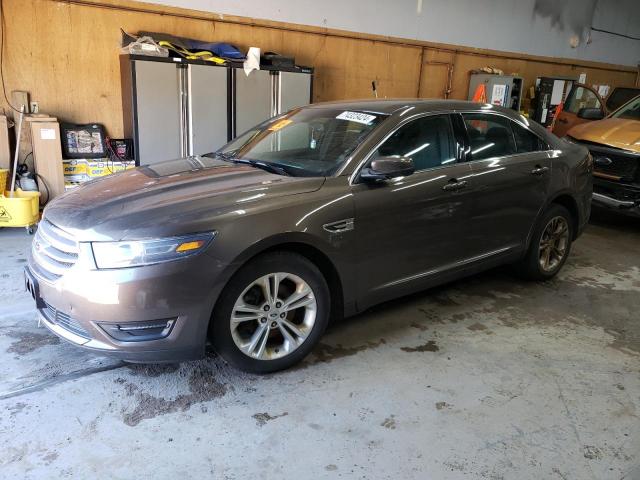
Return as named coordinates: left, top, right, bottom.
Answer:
left=336, top=111, right=377, bottom=125
left=268, top=119, right=292, bottom=131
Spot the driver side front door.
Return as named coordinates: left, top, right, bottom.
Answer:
left=352, top=114, right=474, bottom=308
left=553, top=84, right=604, bottom=137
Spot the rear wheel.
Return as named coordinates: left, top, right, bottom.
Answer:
left=517, top=204, right=573, bottom=280
left=211, top=252, right=330, bottom=373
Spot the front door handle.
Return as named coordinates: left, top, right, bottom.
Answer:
left=531, top=166, right=549, bottom=176
left=442, top=179, right=468, bottom=191
left=557, top=118, right=568, bottom=124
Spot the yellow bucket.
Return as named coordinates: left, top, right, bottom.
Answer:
left=0, top=188, right=41, bottom=228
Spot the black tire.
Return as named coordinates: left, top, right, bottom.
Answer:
left=516, top=204, right=574, bottom=281
left=210, top=251, right=330, bottom=373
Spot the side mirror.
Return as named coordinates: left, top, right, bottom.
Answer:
left=577, top=107, right=605, bottom=120
left=359, top=156, right=415, bottom=183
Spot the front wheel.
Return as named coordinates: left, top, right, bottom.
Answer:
left=210, top=252, right=330, bottom=373
left=517, top=204, right=574, bottom=280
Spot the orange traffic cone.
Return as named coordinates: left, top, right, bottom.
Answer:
left=472, top=83, right=487, bottom=103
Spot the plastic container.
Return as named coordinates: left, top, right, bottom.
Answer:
left=0, top=188, right=41, bottom=232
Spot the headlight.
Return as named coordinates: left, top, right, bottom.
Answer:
left=91, top=232, right=216, bottom=269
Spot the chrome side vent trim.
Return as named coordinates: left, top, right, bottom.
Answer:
left=323, top=218, right=355, bottom=233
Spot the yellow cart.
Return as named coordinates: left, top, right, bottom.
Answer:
left=0, top=170, right=41, bottom=234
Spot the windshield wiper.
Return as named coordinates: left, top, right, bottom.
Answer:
left=210, top=152, right=291, bottom=176
left=229, top=158, right=291, bottom=176
left=207, top=151, right=235, bottom=160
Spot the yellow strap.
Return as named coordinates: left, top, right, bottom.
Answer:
left=158, top=41, right=226, bottom=64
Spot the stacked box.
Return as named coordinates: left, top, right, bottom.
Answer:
left=63, top=159, right=135, bottom=186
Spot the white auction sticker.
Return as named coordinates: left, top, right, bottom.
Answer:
left=336, top=111, right=377, bottom=125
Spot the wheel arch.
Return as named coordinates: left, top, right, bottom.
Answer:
left=548, top=192, right=580, bottom=240
left=525, top=191, right=581, bottom=253
left=211, top=233, right=347, bottom=329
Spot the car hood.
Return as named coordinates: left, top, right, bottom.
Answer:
left=568, top=117, right=640, bottom=153
left=44, top=156, right=325, bottom=241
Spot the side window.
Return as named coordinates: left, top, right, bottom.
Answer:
left=373, top=115, right=455, bottom=171
left=511, top=122, right=545, bottom=153
left=462, top=113, right=516, bottom=161
left=564, top=87, right=601, bottom=114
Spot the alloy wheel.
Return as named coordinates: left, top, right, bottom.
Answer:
left=538, top=216, right=570, bottom=272
left=230, top=272, right=317, bottom=360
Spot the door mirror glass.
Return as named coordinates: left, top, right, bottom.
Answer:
left=360, top=156, right=415, bottom=182
left=577, top=107, right=605, bottom=120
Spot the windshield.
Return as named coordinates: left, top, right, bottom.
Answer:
left=217, top=108, right=387, bottom=176
left=611, top=96, right=640, bottom=121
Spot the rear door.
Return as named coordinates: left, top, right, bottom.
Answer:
left=553, top=84, right=604, bottom=137
left=352, top=114, right=473, bottom=306
left=459, top=112, right=552, bottom=257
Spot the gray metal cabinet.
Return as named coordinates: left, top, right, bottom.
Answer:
left=131, top=60, right=183, bottom=164
left=467, top=73, right=523, bottom=111
left=121, top=55, right=314, bottom=165
left=232, top=68, right=313, bottom=138
left=278, top=71, right=312, bottom=113
left=234, top=69, right=274, bottom=136
left=189, top=64, right=229, bottom=156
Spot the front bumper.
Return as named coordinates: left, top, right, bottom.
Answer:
left=27, top=249, right=227, bottom=363
left=592, top=179, right=640, bottom=217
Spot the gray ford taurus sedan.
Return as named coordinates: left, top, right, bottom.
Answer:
left=26, top=100, right=593, bottom=372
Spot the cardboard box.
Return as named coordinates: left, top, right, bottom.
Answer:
left=62, top=159, right=88, bottom=176
left=85, top=160, right=135, bottom=178
left=63, top=158, right=135, bottom=183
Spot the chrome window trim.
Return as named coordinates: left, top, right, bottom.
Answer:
left=347, top=110, right=458, bottom=185
left=346, top=108, right=555, bottom=185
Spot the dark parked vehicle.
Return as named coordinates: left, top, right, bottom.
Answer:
left=26, top=100, right=593, bottom=373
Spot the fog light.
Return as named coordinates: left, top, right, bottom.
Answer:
left=99, top=318, right=176, bottom=342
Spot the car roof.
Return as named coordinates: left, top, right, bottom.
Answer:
left=307, top=98, right=511, bottom=116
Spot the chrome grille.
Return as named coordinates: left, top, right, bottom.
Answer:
left=42, top=302, right=91, bottom=339
left=31, top=219, right=79, bottom=281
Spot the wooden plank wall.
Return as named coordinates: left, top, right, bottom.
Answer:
left=1, top=0, right=637, bottom=138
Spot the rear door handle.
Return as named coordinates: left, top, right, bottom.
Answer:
left=442, top=179, right=468, bottom=191
left=531, top=166, right=549, bottom=175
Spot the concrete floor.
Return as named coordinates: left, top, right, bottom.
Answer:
left=1, top=210, right=639, bottom=480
